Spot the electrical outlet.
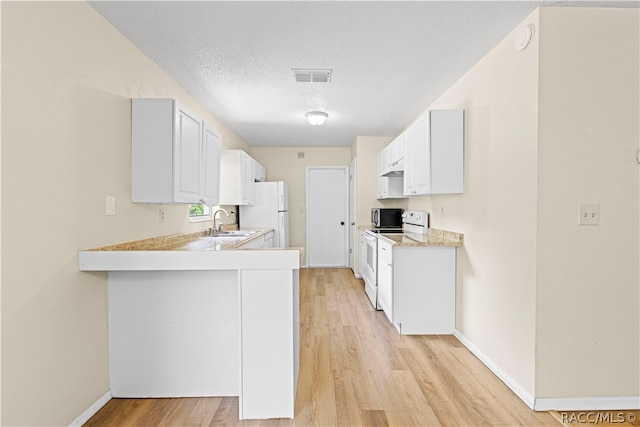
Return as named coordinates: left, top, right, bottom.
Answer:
left=105, top=196, right=116, bottom=216
left=159, top=208, right=165, bottom=223
left=579, top=204, right=600, bottom=226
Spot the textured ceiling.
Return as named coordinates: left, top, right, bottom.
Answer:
left=89, top=1, right=637, bottom=147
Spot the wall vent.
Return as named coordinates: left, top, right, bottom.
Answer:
left=292, top=68, right=332, bottom=83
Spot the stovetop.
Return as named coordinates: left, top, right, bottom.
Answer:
left=367, top=228, right=405, bottom=234
left=367, top=211, right=429, bottom=236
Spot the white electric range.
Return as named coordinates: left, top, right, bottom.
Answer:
left=362, top=211, right=429, bottom=309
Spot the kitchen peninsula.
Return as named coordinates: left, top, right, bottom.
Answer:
left=78, top=229, right=301, bottom=420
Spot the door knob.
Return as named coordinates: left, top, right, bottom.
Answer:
left=340, top=221, right=345, bottom=225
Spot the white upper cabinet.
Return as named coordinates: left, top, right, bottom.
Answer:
left=253, top=162, right=266, bottom=182
left=377, top=150, right=404, bottom=199
left=131, top=99, right=221, bottom=205
left=380, top=134, right=405, bottom=177
left=403, top=114, right=428, bottom=196
left=201, top=125, right=222, bottom=205
left=219, top=150, right=264, bottom=205
left=404, top=109, right=464, bottom=196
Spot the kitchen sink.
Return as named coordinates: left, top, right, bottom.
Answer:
left=177, top=235, right=247, bottom=251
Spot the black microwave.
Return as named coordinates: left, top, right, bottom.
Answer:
left=371, top=208, right=403, bottom=228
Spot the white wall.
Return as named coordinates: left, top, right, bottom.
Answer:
left=535, top=7, right=639, bottom=399
left=1, top=2, right=248, bottom=425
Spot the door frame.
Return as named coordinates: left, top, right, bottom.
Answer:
left=305, top=165, right=349, bottom=268
left=349, top=159, right=357, bottom=274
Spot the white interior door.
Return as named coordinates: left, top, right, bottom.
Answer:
left=306, top=166, right=348, bottom=267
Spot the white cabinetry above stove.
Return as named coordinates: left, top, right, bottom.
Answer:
left=376, top=109, right=464, bottom=199
left=377, top=150, right=404, bottom=199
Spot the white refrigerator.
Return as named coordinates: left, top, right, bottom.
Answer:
left=239, top=181, right=289, bottom=248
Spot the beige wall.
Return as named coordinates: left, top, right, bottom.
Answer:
left=409, top=10, right=541, bottom=399
left=1, top=2, right=248, bottom=425
left=406, top=7, right=639, bottom=403
left=535, top=8, right=639, bottom=398
left=248, top=147, right=351, bottom=264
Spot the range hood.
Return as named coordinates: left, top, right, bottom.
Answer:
left=381, top=158, right=405, bottom=177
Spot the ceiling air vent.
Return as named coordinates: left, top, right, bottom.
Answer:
left=292, top=68, right=332, bottom=83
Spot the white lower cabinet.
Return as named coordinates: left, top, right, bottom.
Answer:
left=106, top=265, right=299, bottom=420
left=377, top=240, right=394, bottom=317
left=377, top=239, right=456, bottom=335
left=237, top=231, right=274, bottom=249
left=263, top=231, right=274, bottom=248
left=358, top=230, right=367, bottom=278
left=109, top=270, right=240, bottom=398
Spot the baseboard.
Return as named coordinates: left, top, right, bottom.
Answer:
left=453, top=330, right=640, bottom=412
left=69, top=390, right=112, bottom=426
left=453, top=329, right=535, bottom=409
left=534, top=396, right=640, bottom=411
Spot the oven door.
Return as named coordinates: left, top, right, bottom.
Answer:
left=362, top=231, right=380, bottom=309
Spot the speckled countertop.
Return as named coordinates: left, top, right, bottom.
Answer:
left=359, top=225, right=463, bottom=247
left=86, top=227, right=273, bottom=251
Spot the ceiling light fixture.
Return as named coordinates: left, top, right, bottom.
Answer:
left=305, top=111, right=328, bottom=126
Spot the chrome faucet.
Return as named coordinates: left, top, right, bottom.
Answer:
left=212, top=208, right=230, bottom=234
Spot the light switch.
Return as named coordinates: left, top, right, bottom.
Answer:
left=105, top=196, right=116, bottom=216
left=579, top=204, right=600, bottom=226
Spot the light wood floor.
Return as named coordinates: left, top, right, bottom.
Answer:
left=86, top=268, right=561, bottom=426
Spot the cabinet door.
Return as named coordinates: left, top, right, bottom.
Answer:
left=263, top=231, right=274, bottom=248
left=403, top=125, right=416, bottom=195
left=377, top=241, right=393, bottom=320
left=412, top=114, right=430, bottom=195
left=201, top=125, right=221, bottom=206
left=174, top=105, right=203, bottom=203
left=403, top=114, right=430, bottom=196
left=241, top=153, right=255, bottom=205
left=238, top=235, right=266, bottom=249
left=254, top=163, right=266, bottom=182
left=376, top=152, right=387, bottom=198
left=430, top=110, right=464, bottom=194
left=358, top=231, right=367, bottom=277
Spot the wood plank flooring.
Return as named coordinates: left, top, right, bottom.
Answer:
left=85, top=268, right=561, bottom=426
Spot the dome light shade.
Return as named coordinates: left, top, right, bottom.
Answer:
left=305, top=111, right=328, bottom=126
